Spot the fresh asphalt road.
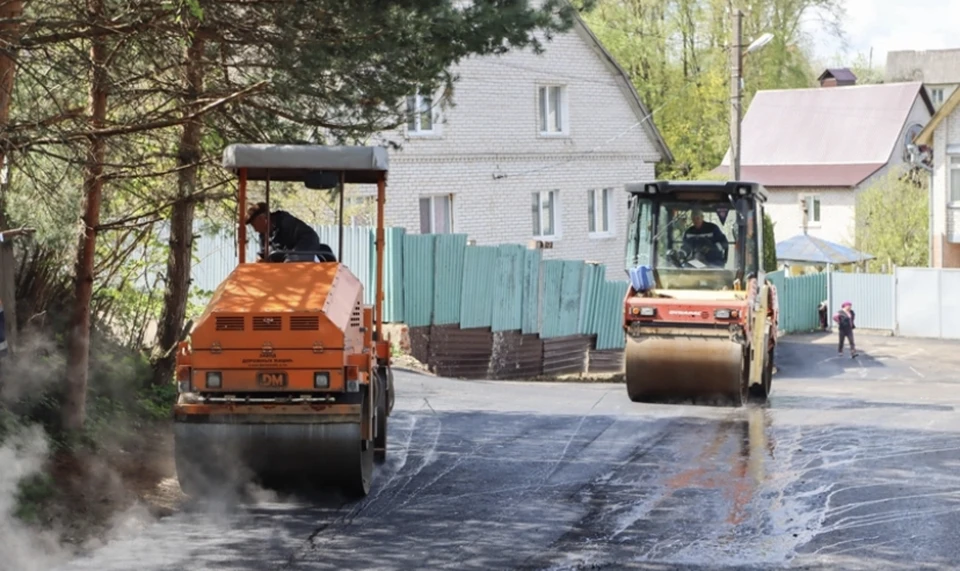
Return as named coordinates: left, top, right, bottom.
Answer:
left=55, top=333, right=960, bottom=571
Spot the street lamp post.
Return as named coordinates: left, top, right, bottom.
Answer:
left=729, top=9, right=773, bottom=182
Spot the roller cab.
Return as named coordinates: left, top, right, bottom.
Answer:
left=173, top=144, right=394, bottom=499
left=621, top=181, right=779, bottom=406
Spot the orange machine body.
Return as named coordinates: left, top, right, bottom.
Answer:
left=622, top=276, right=777, bottom=351
left=173, top=261, right=378, bottom=437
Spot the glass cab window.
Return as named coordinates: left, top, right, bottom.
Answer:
left=625, top=195, right=758, bottom=291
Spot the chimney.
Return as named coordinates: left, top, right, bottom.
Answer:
left=818, top=68, right=857, bottom=87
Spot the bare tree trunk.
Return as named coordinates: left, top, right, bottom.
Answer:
left=63, top=0, right=108, bottom=432
left=0, top=0, right=24, bottom=357
left=152, top=31, right=205, bottom=386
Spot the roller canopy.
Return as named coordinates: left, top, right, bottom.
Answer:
left=222, top=143, right=389, bottom=184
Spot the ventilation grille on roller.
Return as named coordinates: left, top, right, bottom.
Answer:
left=351, top=302, right=362, bottom=328
left=253, top=316, right=282, bottom=331
left=290, top=316, right=320, bottom=331
left=215, top=316, right=244, bottom=331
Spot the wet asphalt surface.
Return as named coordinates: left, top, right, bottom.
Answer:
left=55, top=333, right=960, bottom=571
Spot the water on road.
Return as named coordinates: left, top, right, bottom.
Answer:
left=53, top=334, right=960, bottom=570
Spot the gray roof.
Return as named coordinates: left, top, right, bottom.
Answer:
left=718, top=82, right=932, bottom=187
left=886, top=48, right=960, bottom=84
left=222, top=144, right=389, bottom=183
left=776, top=233, right=874, bottom=264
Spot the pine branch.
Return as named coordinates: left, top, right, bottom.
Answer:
left=6, top=79, right=269, bottom=150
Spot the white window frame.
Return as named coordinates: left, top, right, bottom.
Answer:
left=803, top=194, right=822, bottom=227
left=537, top=84, right=569, bottom=137
left=419, top=194, right=453, bottom=234
left=931, top=88, right=945, bottom=107
left=405, top=89, right=440, bottom=137
left=949, top=155, right=960, bottom=204
left=532, top=190, right=559, bottom=239
left=588, top=187, right=614, bottom=238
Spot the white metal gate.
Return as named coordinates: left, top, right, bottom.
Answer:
left=939, top=270, right=960, bottom=339
left=894, top=267, right=960, bottom=339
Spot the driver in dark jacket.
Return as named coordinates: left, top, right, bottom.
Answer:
left=245, top=202, right=336, bottom=262
left=682, top=208, right=728, bottom=266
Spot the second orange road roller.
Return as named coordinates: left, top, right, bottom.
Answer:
left=621, top=180, right=779, bottom=406
left=172, top=143, right=394, bottom=498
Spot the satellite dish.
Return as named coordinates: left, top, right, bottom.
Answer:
left=903, top=123, right=923, bottom=162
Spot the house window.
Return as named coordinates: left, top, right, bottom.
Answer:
left=931, top=88, right=945, bottom=107
left=950, top=156, right=960, bottom=203
left=532, top=190, right=557, bottom=238
left=588, top=188, right=613, bottom=236
left=804, top=195, right=821, bottom=225
left=406, top=90, right=434, bottom=134
left=538, top=85, right=567, bottom=135
left=419, top=195, right=452, bottom=233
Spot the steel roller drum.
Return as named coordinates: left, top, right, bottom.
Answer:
left=625, top=334, right=745, bottom=405
left=174, top=420, right=373, bottom=498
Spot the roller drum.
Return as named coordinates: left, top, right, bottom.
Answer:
left=625, top=334, right=745, bottom=405
left=174, top=420, right=373, bottom=498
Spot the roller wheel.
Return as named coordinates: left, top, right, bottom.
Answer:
left=343, top=393, right=375, bottom=499
left=736, top=347, right=749, bottom=406
left=748, top=330, right=774, bottom=403
left=174, top=448, right=207, bottom=498
left=374, top=370, right=388, bottom=464
left=386, top=366, right=395, bottom=415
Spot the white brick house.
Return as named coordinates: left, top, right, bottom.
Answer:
left=915, top=87, right=960, bottom=268
left=369, top=14, right=672, bottom=281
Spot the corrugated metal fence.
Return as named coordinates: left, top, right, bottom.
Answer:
left=770, top=268, right=949, bottom=337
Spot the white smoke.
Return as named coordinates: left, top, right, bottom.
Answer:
left=0, top=423, right=71, bottom=571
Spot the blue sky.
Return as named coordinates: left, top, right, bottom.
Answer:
left=802, top=0, right=960, bottom=67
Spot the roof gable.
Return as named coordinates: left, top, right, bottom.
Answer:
left=818, top=68, right=857, bottom=83
left=914, top=86, right=960, bottom=147
left=721, top=81, right=932, bottom=168
left=570, top=14, right=673, bottom=163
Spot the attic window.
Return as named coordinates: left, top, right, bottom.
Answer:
left=931, top=88, right=945, bottom=106
left=538, top=85, right=568, bottom=135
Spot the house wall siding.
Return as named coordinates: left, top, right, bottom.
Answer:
left=764, top=187, right=855, bottom=247
left=366, top=24, right=663, bottom=281
left=931, top=99, right=960, bottom=267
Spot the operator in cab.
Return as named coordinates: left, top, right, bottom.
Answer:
left=681, top=208, right=728, bottom=266
left=245, top=202, right=337, bottom=262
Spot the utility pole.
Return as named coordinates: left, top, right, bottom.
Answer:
left=729, top=7, right=743, bottom=182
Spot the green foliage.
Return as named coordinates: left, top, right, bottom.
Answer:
left=763, top=212, right=777, bottom=271
left=582, top=0, right=842, bottom=179
left=14, top=471, right=57, bottom=524
left=854, top=166, right=929, bottom=272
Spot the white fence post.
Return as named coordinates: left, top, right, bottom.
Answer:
left=938, top=267, right=944, bottom=338
left=892, top=266, right=898, bottom=336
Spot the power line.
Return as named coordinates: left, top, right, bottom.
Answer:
left=491, top=101, right=667, bottom=181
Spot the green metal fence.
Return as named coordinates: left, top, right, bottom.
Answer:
left=394, top=232, right=629, bottom=350
left=774, top=271, right=827, bottom=333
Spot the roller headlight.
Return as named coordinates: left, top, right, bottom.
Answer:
left=314, top=372, right=330, bottom=388
left=205, top=371, right=222, bottom=388
left=715, top=309, right=737, bottom=319
left=639, top=306, right=656, bottom=317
